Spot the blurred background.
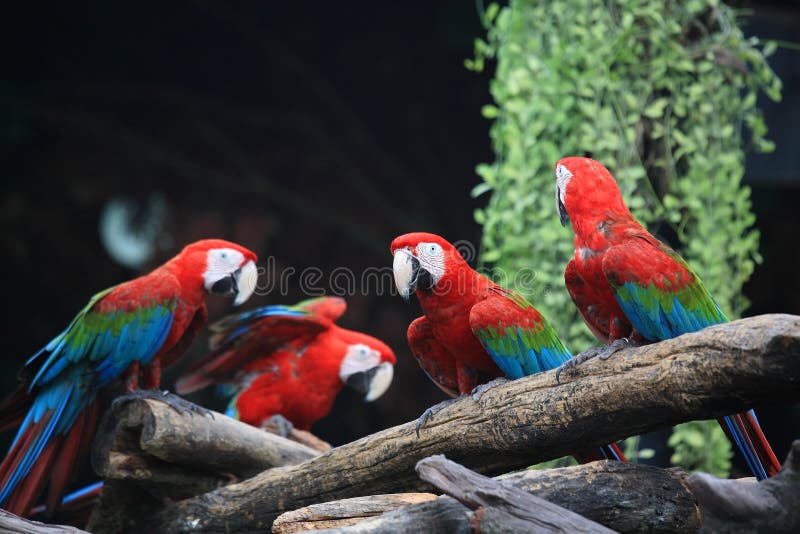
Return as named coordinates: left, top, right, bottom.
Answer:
left=1, top=0, right=797, bottom=471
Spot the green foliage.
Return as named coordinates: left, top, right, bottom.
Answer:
left=668, top=420, right=733, bottom=476
left=472, top=0, right=781, bottom=475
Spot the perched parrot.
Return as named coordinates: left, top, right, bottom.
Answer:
left=0, top=239, right=258, bottom=516
left=391, top=232, right=626, bottom=462
left=554, top=156, right=781, bottom=479
left=175, top=296, right=396, bottom=431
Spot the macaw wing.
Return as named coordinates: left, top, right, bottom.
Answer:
left=0, top=284, right=176, bottom=512
left=469, top=289, right=572, bottom=380
left=565, top=259, right=611, bottom=342
left=26, top=285, right=177, bottom=390
left=176, top=300, right=334, bottom=394
left=602, top=236, right=727, bottom=341
left=407, top=317, right=459, bottom=397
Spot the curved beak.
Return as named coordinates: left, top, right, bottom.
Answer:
left=393, top=248, right=419, bottom=302
left=233, top=260, right=258, bottom=306
left=556, top=186, right=569, bottom=227
left=345, top=362, right=394, bottom=402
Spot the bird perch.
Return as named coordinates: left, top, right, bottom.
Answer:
left=87, top=314, right=800, bottom=532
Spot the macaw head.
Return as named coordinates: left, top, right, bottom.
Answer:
left=554, top=157, right=630, bottom=228
left=390, top=232, right=465, bottom=301
left=173, top=239, right=259, bottom=306
left=336, top=332, right=396, bottom=402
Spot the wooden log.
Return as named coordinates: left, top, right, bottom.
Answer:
left=0, top=509, right=87, bottom=534
left=272, top=493, right=437, bottom=533
left=278, top=460, right=700, bottom=533
left=91, top=314, right=800, bottom=532
left=324, top=460, right=699, bottom=533
left=311, top=496, right=471, bottom=534
left=91, top=396, right=320, bottom=484
left=687, top=439, right=800, bottom=533
left=416, top=454, right=616, bottom=533
left=87, top=395, right=321, bottom=530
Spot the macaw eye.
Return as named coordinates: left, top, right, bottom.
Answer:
left=423, top=243, right=441, bottom=255
left=220, top=252, right=228, bottom=260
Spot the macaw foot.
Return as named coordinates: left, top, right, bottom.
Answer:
left=113, top=389, right=213, bottom=418
left=555, top=338, right=635, bottom=383
left=470, top=377, right=510, bottom=402
left=416, top=396, right=463, bottom=438
left=260, top=414, right=295, bottom=438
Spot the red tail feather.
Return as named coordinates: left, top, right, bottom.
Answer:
left=3, top=439, right=60, bottom=516
left=717, top=410, right=781, bottom=478
left=744, top=411, right=781, bottom=475
left=46, top=405, right=97, bottom=513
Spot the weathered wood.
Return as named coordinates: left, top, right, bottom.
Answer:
left=92, top=314, right=800, bottom=532
left=0, top=509, right=87, bottom=534
left=687, top=439, right=800, bottom=533
left=307, top=460, right=700, bottom=533
left=87, top=396, right=322, bottom=531
left=92, top=396, right=319, bottom=482
left=315, top=496, right=471, bottom=534
left=416, top=455, right=616, bottom=533
left=272, top=493, right=437, bottom=533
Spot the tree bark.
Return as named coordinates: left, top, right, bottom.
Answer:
left=687, top=439, right=800, bottom=533
left=92, top=396, right=319, bottom=482
left=329, top=459, right=698, bottom=533
left=88, top=314, right=800, bottom=533
left=271, top=493, right=437, bottom=533
left=416, top=455, right=617, bottom=533
left=0, top=509, right=87, bottom=534
left=87, top=395, right=320, bottom=531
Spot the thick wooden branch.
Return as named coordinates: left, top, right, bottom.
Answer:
left=687, top=439, right=800, bottom=533
left=271, top=493, right=437, bottom=533
left=87, top=396, right=321, bottom=530
left=94, top=314, right=799, bottom=532
left=416, top=455, right=616, bottom=533
left=325, top=459, right=698, bottom=533
left=92, top=397, right=319, bottom=483
left=0, top=509, right=87, bottom=534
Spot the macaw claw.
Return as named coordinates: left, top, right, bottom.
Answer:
left=261, top=414, right=295, bottom=438
left=555, top=337, right=635, bottom=383
left=415, top=396, right=463, bottom=438
left=470, top=377, right=510, bottom=402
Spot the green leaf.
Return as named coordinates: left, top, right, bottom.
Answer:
left=644, top=98, right=669, bottom=119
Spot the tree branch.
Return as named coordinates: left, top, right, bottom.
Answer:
left=312, top=460, right=698, bottom=533
left=90, top=314, right=799, bottom=532
left=415, top=455, right=616, bottom=533
left=0, top=510, right=87, bottom=534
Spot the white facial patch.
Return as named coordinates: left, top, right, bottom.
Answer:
left=203, top=248, right=246, bottom=290
left=415, top=242, right=445, bottom=284
left=339, top=344, right=382, bottom=382
left=556, top=164, right=573, bottom=206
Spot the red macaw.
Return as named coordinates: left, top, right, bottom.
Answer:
left=555, top=156, right=781, bottom=479
left=175, top=296, right=396, bottom=431
left=0, top=239, right=258, bottom=516
left=391, top=232, right=626, bottom=462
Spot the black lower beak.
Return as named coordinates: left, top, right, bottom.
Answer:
left=557, top=188, right=569, bottom=227
left=345, top=366, right=380, bottom=394
left=210, top=268, right=241, bottom=296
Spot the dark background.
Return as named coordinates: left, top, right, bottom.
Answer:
left=2, top=1, right=798, bottom=473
